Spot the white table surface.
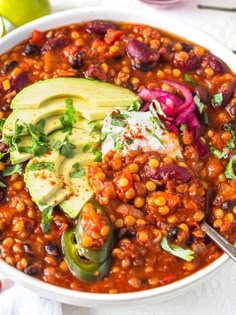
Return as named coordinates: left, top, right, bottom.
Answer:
left=1, top=0, right=236, bottom=314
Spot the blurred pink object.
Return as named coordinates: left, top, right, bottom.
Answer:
left=140, top=0, right=185, bottom=6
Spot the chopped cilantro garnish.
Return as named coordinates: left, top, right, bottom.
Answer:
left=82, top=142, right=93, bottom=153
left=3, top=163, right=23, bottom=176
left=54, top=135, right=76, bottom=158
left=70, top=162, right=86, bottom=178
left=151, top=99, right=166, bottom=117
left=60, top=97, right=76, bottom=132
left=40, top=204, right=53, bottom=234
left=128, top=100, right=141, bottom=112
left=202, top=112, right=209, bottom=125
left=115, top=113, right=129, bottom=120
left=92, top=148, right=102, bottom=162
left=125, top=137, right=133, bottom=145
left=88, top=120, right=102, bottom=136
left=110, top=118, right=127, bottom=128
left=180, top=124, right=187, bottom=131
left=0, top=181, right=6, bottom=188
left=224, top=155, right=236, bottom=181
left=211, top=92, right=223, bottom=107
left=210, top=146, right=224, bottom=159
left=99, top=132, right=109, bottom=142
left=111, top=134, right=123, bottom=150
left=28, top=119, right=50, bottom=157
left=0, top=118, right=6, bottom=131
left=194, top=95, right=204, bottom=114
left=149, top=102, right=166, bottom=130
left=222, top=122, right=236, bottom=150
left=183, top=73, right=196, bottom=85
left=27, top=162, right=54, bottom=172
left=161, top=235, right=194, bottom=262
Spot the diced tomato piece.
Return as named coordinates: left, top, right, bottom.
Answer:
left=104, top=29, right=123, bottom=45
left=31, top=29, right=44, bottom=45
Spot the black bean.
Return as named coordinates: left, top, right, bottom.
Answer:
left=126, top=39, right=159, bottom=72
left=222, top=199, right=236, bottom=212
left=118, top=227, right=136, bottom=240
left=11, top=72, right=28, bottom=92
left=149, top=164, right=192, bottom=182
left=180, top=42, right=192, bottom=52
left=168, top=226, right=180, bottom=240
left=0, top=189, right=5, bottom=203
left=45, top=241, right=61, bottom=256
left=194, top=85, right=209, bottom=103
left=22, top=44, right=40, bottom=56
left=217, top=81, right=235, bottom=106
left=24, top=264, right=40, bottom=276
left=71, top=51, right=86, bottom=69
left=24, top=221, right=34, bottom=235
left=173, top=52, right=199, bottom=71
left=41, top=38, right=67, bottom=52
left=23, top=243, right=34, bottom=256
left=1, top=60, right=18, bottom=74
left=86, top=20, right=118, bottom=34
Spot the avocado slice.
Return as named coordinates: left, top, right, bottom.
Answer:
left=11, top=78, right=138, bottom=109
left=4, top=97, right=114, bottom=138
left=59, top=153, right=94, bottom=219
left=24, top=128, right=96, bottom=204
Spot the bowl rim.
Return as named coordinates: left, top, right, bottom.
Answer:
left=0, top=6, right=233, bottom=306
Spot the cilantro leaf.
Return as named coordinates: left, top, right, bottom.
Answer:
left=111, top=134, right=123, bottom=150
left=82, top=142, right=93, bottom=153
left=183, top=73, right=196, bottom=85
left=39, top=204, right=54, bottom=234
left=28, top=119, right=50, bottom=157
left=54, top=135, right=76, bottom=158
left=92, top=148, right=102, bottom=162
left=210, top=146, right=224, bottom=159
left=27, top=162, right=55, bottom=172
left=88, top=120, right=102, bottom=136
left=60, top=98, right=76, bottom=132
left=194, top=95, right=204, bottom=114
left=70, top=162, right=86, bottom=178
left=110, top=118, right=127, bottom=128
left=3, top=163, right=23, bottom=176
left=211, top=93, right=223, bottom=107
left=224, top=155, right=236, bottom=181
left=0, top=118, right=6, bottom=131
left=161, top=235, right=194, bottom=261
left=128, top=100, right=141, bottom=112
left=0, top=181, right=6, bottom=188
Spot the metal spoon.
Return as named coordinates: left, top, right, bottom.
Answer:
left=200, top=189, right=236, bottom=262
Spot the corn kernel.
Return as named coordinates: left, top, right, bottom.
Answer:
left=148, top=159, right=159, bottom=168
left=154, top=196, right=166, bottom=206
left=118, top=177, right=129, bottom=188
left=2, top=79, right=10, bottom=90
left=146, top=181, right=157, bottom=192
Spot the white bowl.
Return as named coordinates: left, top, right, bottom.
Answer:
left=0, top=7, right=235, bottom=308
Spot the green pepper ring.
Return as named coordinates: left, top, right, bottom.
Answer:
left=75, top=199, right=114, bottom=263
left=61, top=226, right=111, bottom=283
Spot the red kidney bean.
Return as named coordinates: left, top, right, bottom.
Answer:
left=85, top=64, right=107, bottom=81
left=202, top=55, right=226, bottom=74
left=86, top=20, right=118, bottom=34
left=149, top=164, right=192, bottom=182
left=11, top=71, right=28, bottom=92
left=217, top=81, right=235, bottom=106
left=126, top=39, right=159, bottom=72
left=41, top=38, right=67, bottom=52
left=173, top=52, right=199, bottom=72
left=194, top=85, right=209, bottom=103
left=0, top=142, right=8, bottom=154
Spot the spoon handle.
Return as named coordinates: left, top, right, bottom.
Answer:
left=201, top=221, right=236, bottom=262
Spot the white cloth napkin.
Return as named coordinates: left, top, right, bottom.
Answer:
left=1, top=0, right=236, bottom=314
